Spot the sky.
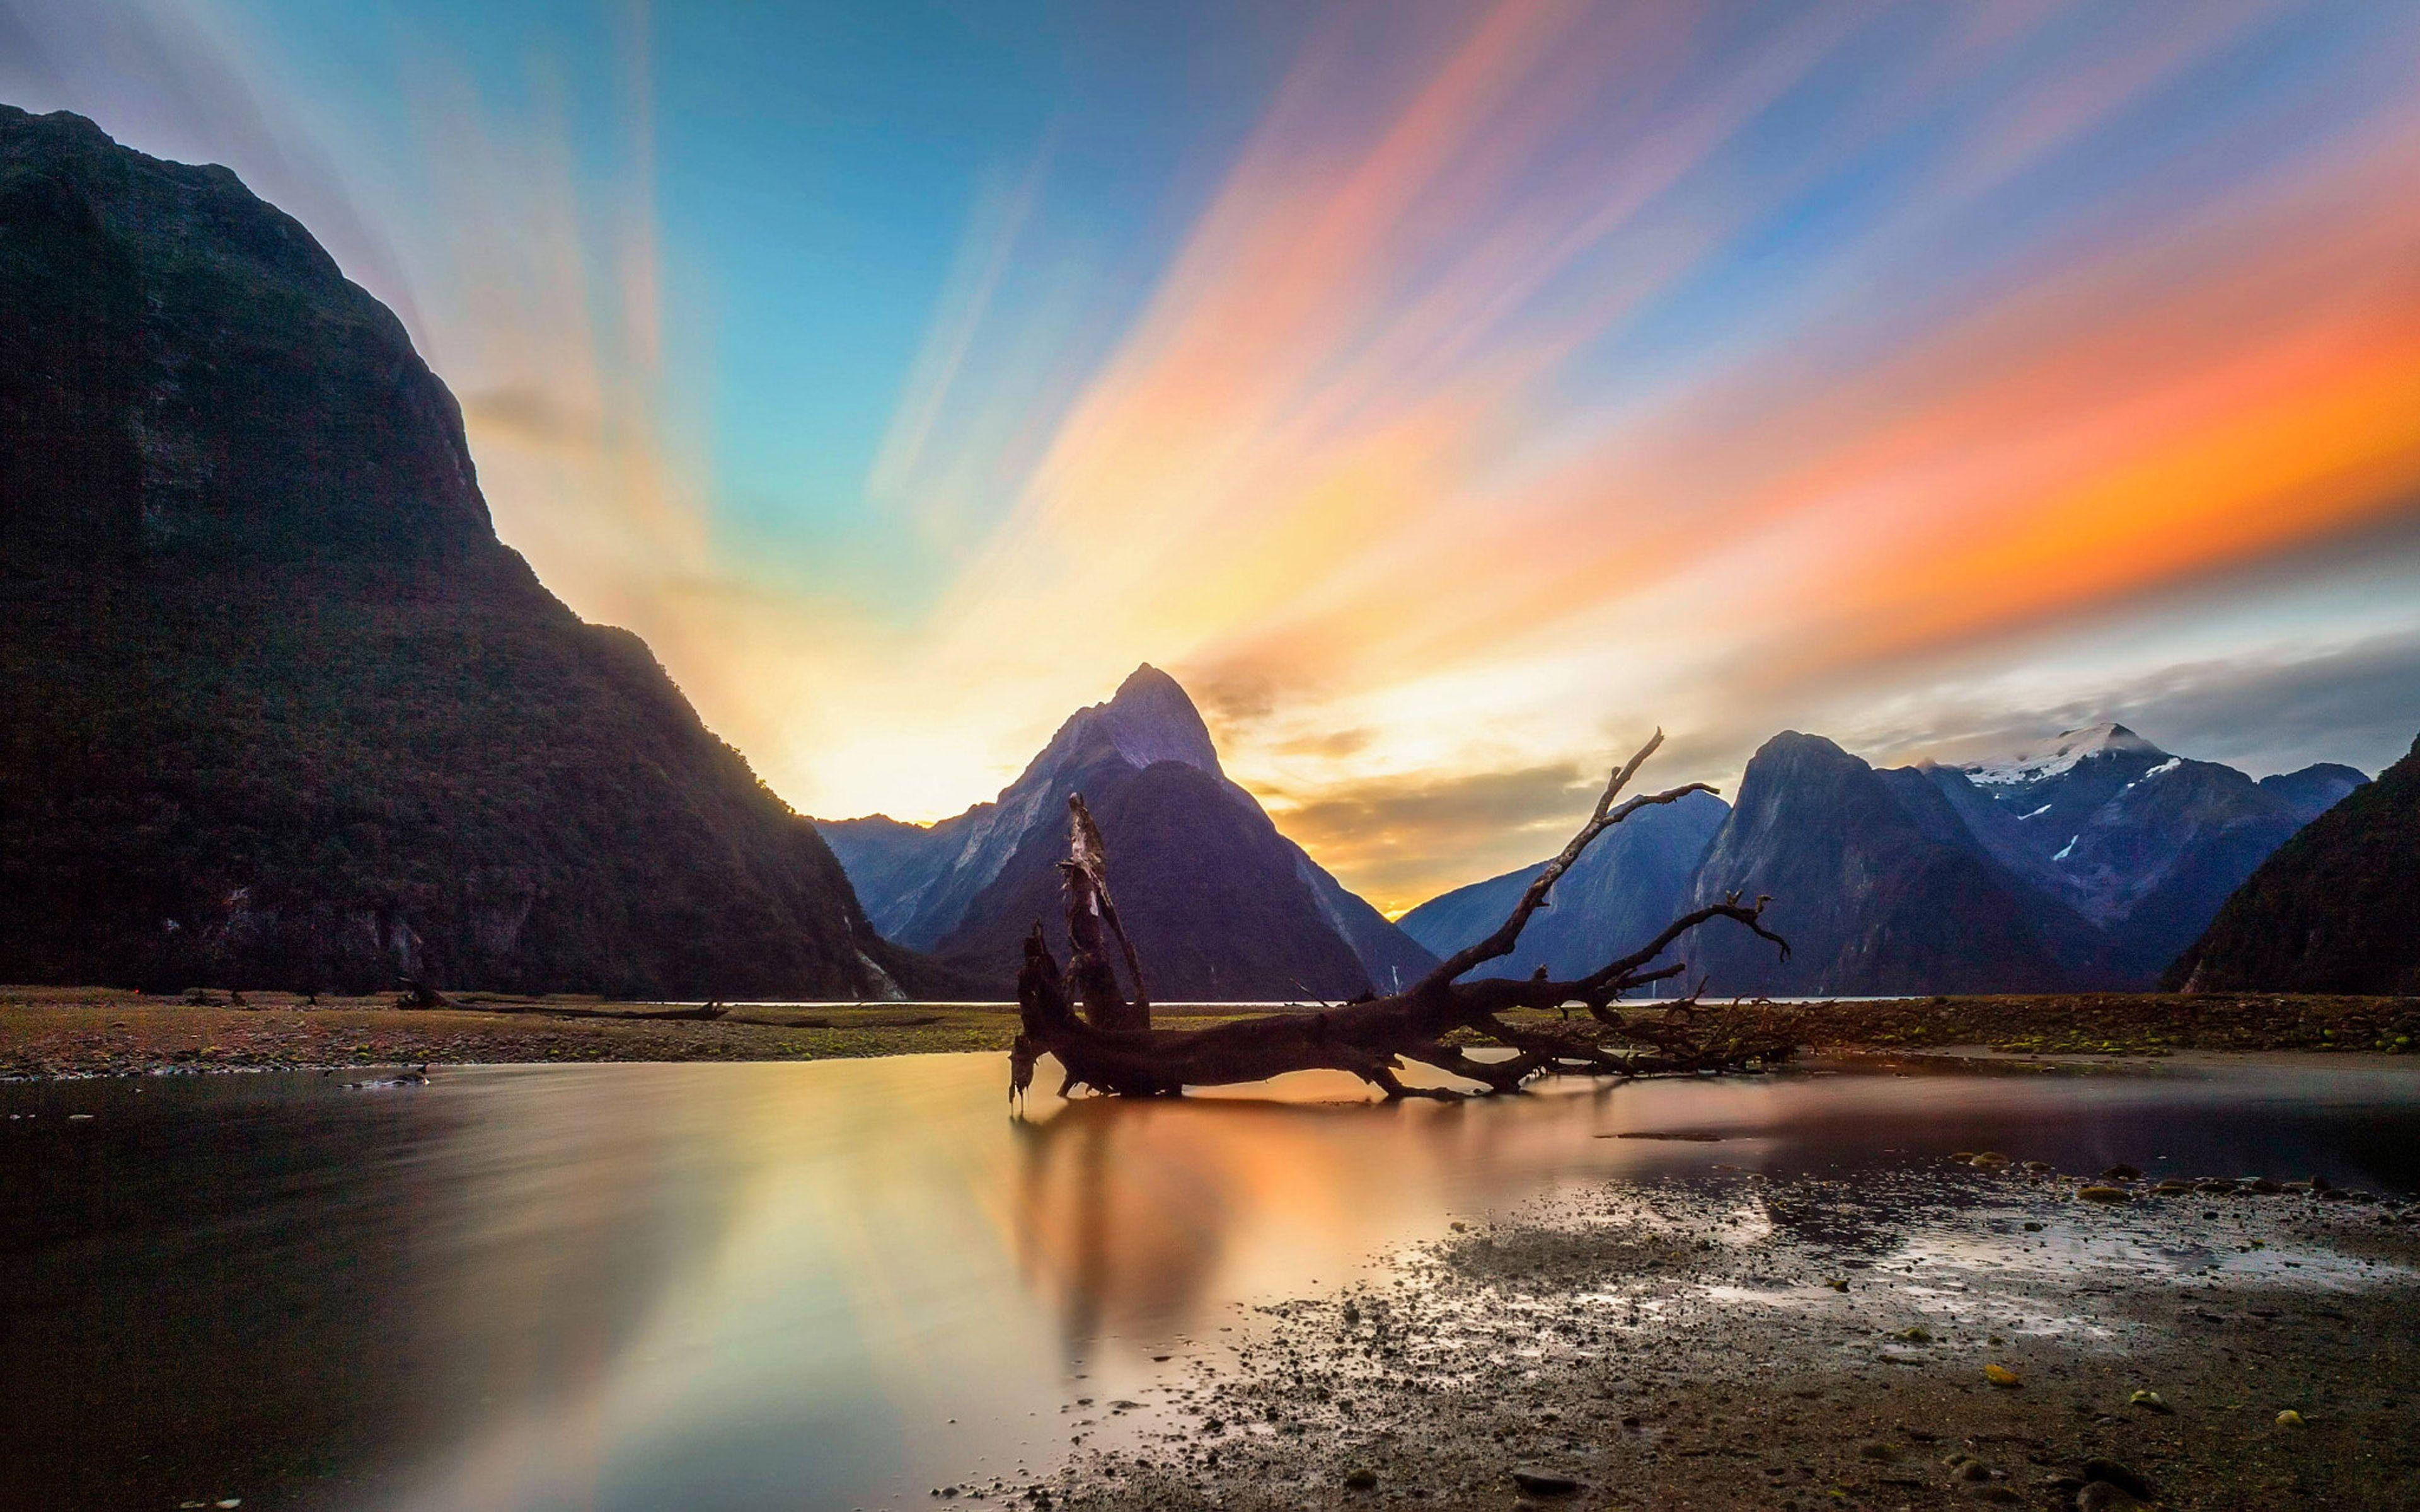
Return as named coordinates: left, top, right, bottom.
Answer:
left=7, top=0, right=2420, bottom=914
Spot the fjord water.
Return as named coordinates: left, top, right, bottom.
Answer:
left=6, top=1055, right=2419, bottom=1511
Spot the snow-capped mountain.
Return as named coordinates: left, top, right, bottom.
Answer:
left=817, top=666, right=1435, bottom=999
left=1936, top=724, right=2368, bottom=975
left=1400, top=720, right=2371, bottom=996
left=1683, top=734, right=2095, bottom=994
left=1956, top=722, right=2168, bottom=790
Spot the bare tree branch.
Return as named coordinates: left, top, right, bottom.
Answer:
left=1007, top=727, right=1794, bottom=1102
left=1416, top=730, right=1710, bottom=992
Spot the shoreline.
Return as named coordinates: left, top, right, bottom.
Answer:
left=2, top=987, right=2415, bottom=1081
left=1039, top=1154, right=2420, bottom=1510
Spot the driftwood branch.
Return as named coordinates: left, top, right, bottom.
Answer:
left=395, top=976, right=452, bottom=1009
left=1060, top=794, right=1150, bottom=1032
left=1009, top=728, right=1794, bottom=1103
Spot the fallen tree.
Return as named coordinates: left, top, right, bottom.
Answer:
left=1009, top=730, right=1797, bottom=1102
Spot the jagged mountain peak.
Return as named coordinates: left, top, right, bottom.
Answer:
left=815, top=662, right=1434, bottom=994
left=1081, top=662, right=1221, bottom=775
left=1959, top=721, right=2167, bottom=788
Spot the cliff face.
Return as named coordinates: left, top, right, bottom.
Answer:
left=1685, top=734, right=2089, bottom=995
left=0, top=105, right=918, bottom=998
left=2167, top=735, right=2420, bottom=995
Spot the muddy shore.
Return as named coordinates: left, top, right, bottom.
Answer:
left=1033, top=1152, right=2420, bottom=1511
left=1, top=987, right=2412, bottom=1080
left=9, top=988, right=2420, bottom=1508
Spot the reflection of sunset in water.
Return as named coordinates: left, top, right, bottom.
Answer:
left=9, top=1056, right=2420, bottom=1511
left=1006, top=1068, right=1758, bottom=1346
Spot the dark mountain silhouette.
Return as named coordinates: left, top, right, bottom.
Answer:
left=1395, top=789, right=1727, bottom=983
left=2167, top=735, right=2420, bottom=994
left=0, top=104, right=925, bottom=999
left=817, top=666, right=1436, bottom=999
left=2258, top=763, right=2371, bottom=824
left=1685, top=734, right=2089, bottom=994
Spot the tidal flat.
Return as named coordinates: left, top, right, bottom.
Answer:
left=1046, top=1154, right=2420, bottom=1509
left=5, top=1053, right=2417, bottom=1510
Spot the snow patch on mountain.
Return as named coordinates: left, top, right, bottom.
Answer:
left=1958, top=723, right=2167, bottom=788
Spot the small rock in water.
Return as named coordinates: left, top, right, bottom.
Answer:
left=1956, top=1459, right=1991, bottom=1482
left=1857, top=1441, right=1898, bottom=1462
left=1984, top=1363, right=2022, bottom=1388
left=1342, top=1468, right=1377, bottom=1491
left=1969, top=1152, right=2011, bottom=1169
left=2077, top=1186, right=2129, bottom=1203
left=2128, top=1389, right=2174, bottom=1414
left=1896, top=1326, right=1932, bottom=1343
left=1510, top=1469, right=1581, bottom=1496
left=2275, top=1409, right=2307, bottom=1428
left=2100, top=1164, right=2142, bottom=1180
left=2075, top=1483, right=2143, bottom=1511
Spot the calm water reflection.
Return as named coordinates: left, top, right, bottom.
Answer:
left=4, top=1054, right=2417, bottom=1511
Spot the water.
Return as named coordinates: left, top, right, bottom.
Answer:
left=4, top=1053, right=2417, bottom=1511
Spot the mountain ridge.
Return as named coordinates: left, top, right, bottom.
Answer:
left=0, top=103, right=926, bottom=999
left=1402, top=721, right=2370, bottom=997
left=817, top=665, right=1435, bottom=998
left=2167, top=735, right=2419, bottom=994
left=1396, top=789, right=1728, bottom=984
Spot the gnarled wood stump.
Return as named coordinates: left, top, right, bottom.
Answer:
left=1008, top=730, right=1797, bottom=1102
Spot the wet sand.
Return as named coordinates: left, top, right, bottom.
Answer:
left=1037, top=1155, right=2420, bottom=1510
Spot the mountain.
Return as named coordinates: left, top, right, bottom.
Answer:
left=1945, top=726, right=2356, bottom=977
left=1672, top=722, right=2366, bottom=994
left=1684, top=734, right=2090, bottom=995
left=817, top=666, right=1436, bottom=999
left=2167, top=735, right=2420, bottom=994
left=0, top=105, right=922, bottom=999
left=1956, top=721, right=2167, bottom=799
left=1395, top=790, right=1727, bottom=983
left=2258, top=763, right=2371, bottom=824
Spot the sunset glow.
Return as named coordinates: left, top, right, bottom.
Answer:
left=13, top=0, right=2420, bottom=909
